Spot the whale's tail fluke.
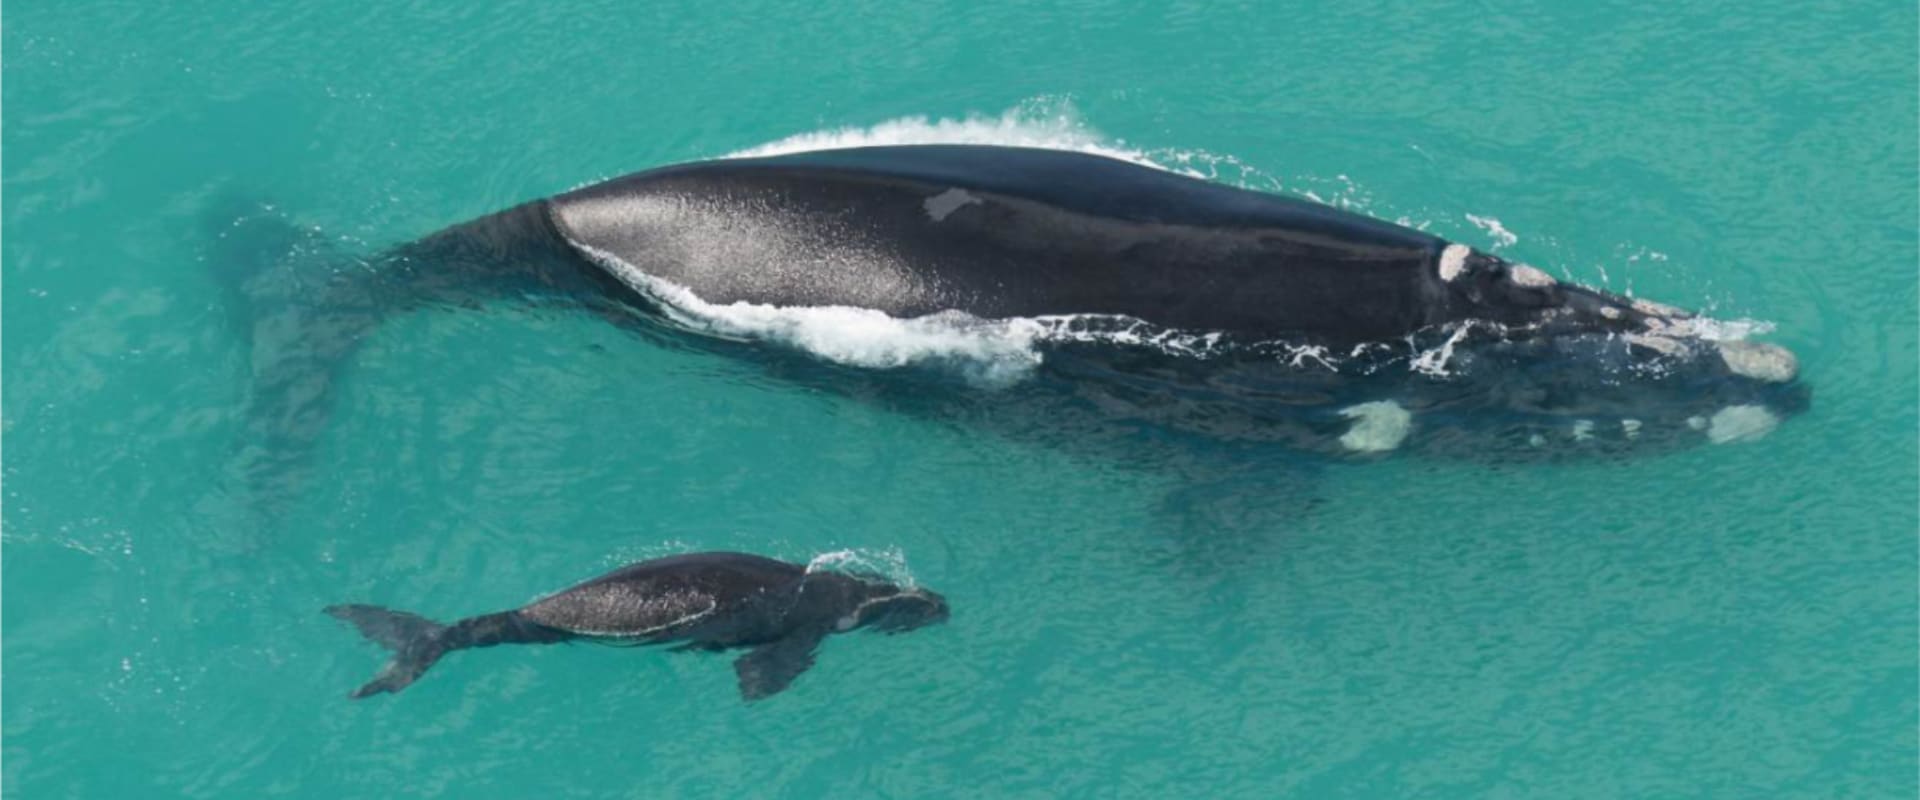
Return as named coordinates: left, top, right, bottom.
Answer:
left=207, top=198, right=393, bottom=534
left=207, top=197, right=629, bottom=534
left=325, top=604, right=452, bottom=698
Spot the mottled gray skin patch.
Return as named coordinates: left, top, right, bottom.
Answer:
left=1509, top=265, right=1556, bottom=287
left=522, top=585, right=716, bottom=637
left=1632, top=298, right=1686, bottom=318
left=923, top=188, right=981, bottom=222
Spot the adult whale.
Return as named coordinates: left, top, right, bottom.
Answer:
left=218, top=145, right=1806, bottom=514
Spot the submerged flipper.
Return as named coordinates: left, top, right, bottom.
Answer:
left=732, top=629, right=827, bottom=701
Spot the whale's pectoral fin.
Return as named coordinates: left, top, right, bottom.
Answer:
left=732, top=629, right=827, bottom=701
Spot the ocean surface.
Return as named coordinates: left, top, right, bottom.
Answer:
left=5, top=2, right=1916, bottom=797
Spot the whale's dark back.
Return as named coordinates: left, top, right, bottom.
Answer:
left=549, top=145, right=1452, bottom=343
left=517, top=552, right=807, bottom=638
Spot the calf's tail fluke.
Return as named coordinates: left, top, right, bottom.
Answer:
left=325, top=604, right=451, bottom=698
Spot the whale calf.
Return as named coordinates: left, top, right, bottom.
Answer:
left=327, top=552, right=948, bottom=700
left=220, top=144, right=1807, bottom=516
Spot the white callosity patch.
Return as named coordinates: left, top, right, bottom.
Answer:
left=1624, top=332, right=1688, bottom=357
left=1645, top=313, right=1776, bottom=342
left=1623, top=307, right=1784, bottom=372
left=1706, top=404, right=1781, bottom=444
left=1338, top=401, right=1412, bottom=452
left=1509, top=265, right=1556, bottom=287
left=1572, top=419, right=1595, bottom=442
left=1622, top=419, right=1643, bottom=439
left=924, top=188, right=982, bottom=222
left=1717, top=339, right=1799, bottom=383
left=1438, top=244, right=1471, bottom=282
left=1632, top=298, right=1687, bottom=318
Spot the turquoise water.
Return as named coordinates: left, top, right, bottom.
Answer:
left=6, top=2, right=1917, bottom=796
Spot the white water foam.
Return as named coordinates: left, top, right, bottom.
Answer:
left=572, top=241, right=1240, bottom=387
left=1410, top=323, right=1476, bottom=377
left=724, top=100, right=1177, bottom=173
left=581, top=243, right=1049, bottom=387
left=805, top=547, right=918, bottom=588
left=1465, top=213, right=1519, bottom=249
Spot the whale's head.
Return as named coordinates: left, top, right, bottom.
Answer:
left=1395, top=246, right=1808, bottom=456
left=842, top=584, right=950, bottom=634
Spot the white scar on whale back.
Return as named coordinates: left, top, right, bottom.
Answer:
left=924, top=188, right=982, bottom=222
left=1438, top=244, right=1470, bottom=282
left=1509, top=264, right=1556, bottom=287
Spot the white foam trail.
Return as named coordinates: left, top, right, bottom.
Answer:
left=724, top=102, right=1177, bottom=173
left=1466, top=214, right=1519, bottom=249
left=806, top=547, right=917, bottom=588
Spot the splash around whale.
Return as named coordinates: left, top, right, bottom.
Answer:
left=214, top=131, right=1807, bottom=515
